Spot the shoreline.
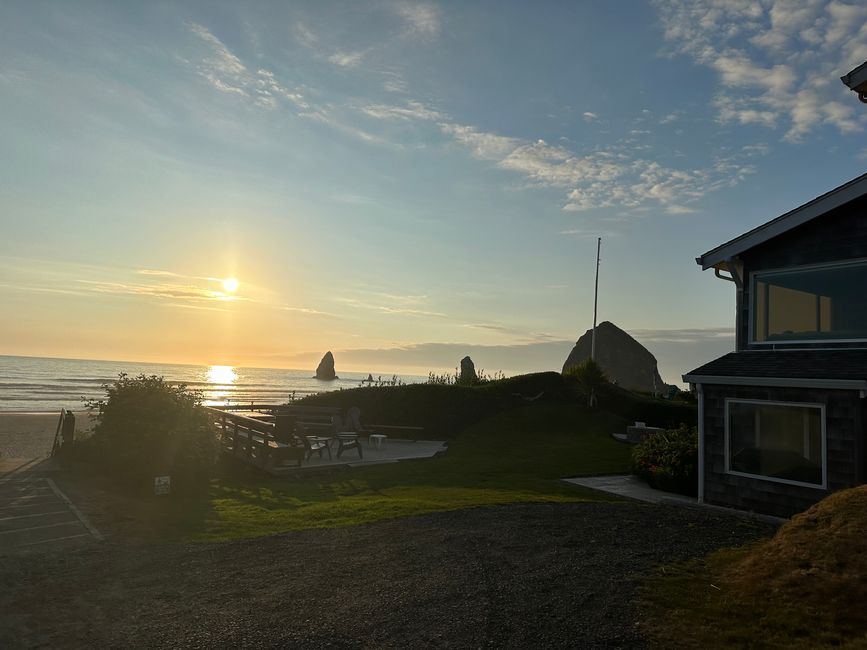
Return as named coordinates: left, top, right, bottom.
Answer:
left=0, top=411, right=92, bottom=459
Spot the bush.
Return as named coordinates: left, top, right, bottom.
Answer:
left=631, top=424, right=698, bottom=496
left=80, top=374, right=219, bottom=493
left=564, top=358, right=608, bottom=406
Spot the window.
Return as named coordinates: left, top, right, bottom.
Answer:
left=726, top=399, right=825, bottom=488
left=752, top=259, right=867, bottom=342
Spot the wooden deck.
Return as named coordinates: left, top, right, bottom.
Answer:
left=207, top=406, right=444, bottom=474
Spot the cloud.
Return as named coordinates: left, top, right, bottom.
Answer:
left=438, top=123, right=519, bottom=159
left=629, top=326, right=734, bottom=343
left=328, top=50, right=366, bottom=68
left=653, top=0, right=867, bottom=141
left=282, top=306, right=338, bottom=317
left=295, top=22, right=319, bottom=48
left=666, top=204, right=697, bottom=214
left=189, top=23, right=250, bottom=97
left=137, top=269, right=181, bottom=277
left=333, top=291, right=447, bottom=318
left=393, top=2, right=441, bottom=37
left=361, top=101, right=445, bottom=121
left=437, top=119, right=761, bottom=213
left=582, top=111, right=599, bottom=121
left=189, top=23, right=308, bottom=110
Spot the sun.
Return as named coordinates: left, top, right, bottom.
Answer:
left=223, top=278, right=239, bottom=293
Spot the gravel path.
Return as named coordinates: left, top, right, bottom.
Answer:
left=0, top=502, right=775, bottom=649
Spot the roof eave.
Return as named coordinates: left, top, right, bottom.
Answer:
left=682, top=374, right=867, bottom=391
left=696, top=173, right=867, bottom=270
left=841, top=61, right=867, bottom=92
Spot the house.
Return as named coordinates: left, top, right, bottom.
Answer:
left=683, top=173, right=867, bottom=518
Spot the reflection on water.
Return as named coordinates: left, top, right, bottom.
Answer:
left=204, top=365, right=238, bottom=405
left=207, top=365, right=237, bottom=385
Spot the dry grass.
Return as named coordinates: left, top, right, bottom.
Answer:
left=641, top=485, right=867, bottom=648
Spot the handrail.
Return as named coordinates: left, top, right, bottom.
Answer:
left=50, top=409, right=66, bottom=457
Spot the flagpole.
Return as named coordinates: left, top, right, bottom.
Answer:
left=591, top=237, right=601, bottom=361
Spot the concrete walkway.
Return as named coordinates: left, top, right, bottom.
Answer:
left=564, top=474, right=786, bottom=524
left=0, top=457, right=102, bottom=554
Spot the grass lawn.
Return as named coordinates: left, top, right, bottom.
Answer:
left=96, top=403, right=633, bottom=543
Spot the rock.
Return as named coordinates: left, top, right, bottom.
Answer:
left=315, top=351, right=338, bottom=380
left=562, top=321, right=664, bottom=393
left=460, top=356, right=477, bottom=383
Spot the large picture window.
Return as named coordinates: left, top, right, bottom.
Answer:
left=726, top=400, right=825, bottom=488
left=752, top=259, right=867, bottom=342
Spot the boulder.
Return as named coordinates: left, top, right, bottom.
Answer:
left=459, top=356, right=477, bottom=383
left=315, top=351, right=338, bottom=380
left=562, top=321, right=664, bottom=393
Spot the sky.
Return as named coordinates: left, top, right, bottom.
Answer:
left=1, top=0, right=866, bottom=384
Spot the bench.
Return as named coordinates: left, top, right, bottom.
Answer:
left=277, top=405, right=343, bottom=436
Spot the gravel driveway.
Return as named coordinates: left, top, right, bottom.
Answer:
left=0, top=502, right=775, bottom=649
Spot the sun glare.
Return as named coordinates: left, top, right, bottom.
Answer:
left=207, top=365, right=237, bottom=385
left=223, top=278, right=239, bottom=293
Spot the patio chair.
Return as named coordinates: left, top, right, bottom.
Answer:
left=332, top=409, right=363, bottom=459
left=274, top=414, right=331, bottom=464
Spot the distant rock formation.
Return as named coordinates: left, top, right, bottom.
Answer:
left=460, top=356, right=477, bottom=383
left=315, top=351, right=338, bottom=380
left=562, top=321, right=664, bottom=393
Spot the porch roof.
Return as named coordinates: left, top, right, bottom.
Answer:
left=683, top=349, right=867, bottom=390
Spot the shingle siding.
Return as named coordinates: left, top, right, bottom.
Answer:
left=737, top=196, right=867, bottom=351
left=702, top=385, right=864, bottom=518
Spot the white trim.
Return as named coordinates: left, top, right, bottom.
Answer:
left=681, top=374, right=867, bottom=390
left=749, top=258, right=867, bottom=345
left=698, top=173, right=867, bottom=270
left=724, top=398, right=827, bottom=490
left=697, top=384, right=705, bottom=504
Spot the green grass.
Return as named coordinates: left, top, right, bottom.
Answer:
left=132, top=402, right=632, bottom=542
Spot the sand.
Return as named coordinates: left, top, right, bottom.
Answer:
left=0, top=412, right=93, bottom=459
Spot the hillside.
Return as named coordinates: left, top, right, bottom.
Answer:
left=299, top=371, right=696, bottom=438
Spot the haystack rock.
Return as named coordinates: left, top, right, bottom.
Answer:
left=460, top=356, right=477, bottom=383
left=315, top=351, right=338, bottom=380
left=562, top=321, right=664, bottom=393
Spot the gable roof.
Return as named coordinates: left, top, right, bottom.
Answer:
left=697, top=173, right=867, bottom=270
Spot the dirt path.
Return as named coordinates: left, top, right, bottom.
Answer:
left=0, top=502, right=775, bottom=649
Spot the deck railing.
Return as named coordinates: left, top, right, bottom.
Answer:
left=204, top=406, right=281, bottom=468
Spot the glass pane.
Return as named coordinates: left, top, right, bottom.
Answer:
left=753, top=261, right=867, bottom=342
left=728, top=401, right=823, bottom=485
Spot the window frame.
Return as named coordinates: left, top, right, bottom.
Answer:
left=724, top=398, right=827, bottom=490
left=749, top=257, right=867, bottom=345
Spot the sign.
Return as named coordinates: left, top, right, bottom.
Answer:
left=154, top=475, right=171, bottom=496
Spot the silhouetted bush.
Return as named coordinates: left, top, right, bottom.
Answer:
left=631, top=424, right=698, bottom=496
left=564, top=358, right=608, bottom=406
left=79, top=374, right=218, bottom=493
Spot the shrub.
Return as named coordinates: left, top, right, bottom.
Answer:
left=80, top=374, right=219, bottom=493
left=564, top=358, right=608, bottom=406
left=631, top=424, right=698, bottom=496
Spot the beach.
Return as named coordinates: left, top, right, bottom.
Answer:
left=0, top=412, right=92, bottom=460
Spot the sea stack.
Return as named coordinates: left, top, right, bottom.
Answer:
left=315, top=351, right=338, bottom=380
left=459, top=356, right=477, bottom=383
left=562, top=321, right=664, bottom=393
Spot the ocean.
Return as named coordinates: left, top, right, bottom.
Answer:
left=0, top=355, right=426, bottom=413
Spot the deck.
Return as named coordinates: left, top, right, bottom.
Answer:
left=206, top=405, right=445, bottom=474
